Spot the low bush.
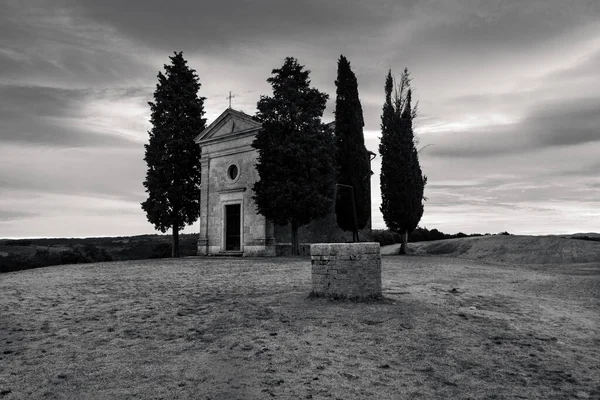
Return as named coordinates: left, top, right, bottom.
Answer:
left=0, top=244, right=113, bottom=273
left=112, top=236, right=196, bottom=261
left=371, top=227, right=490, bottom=246
left=571, top=236, right=600, bottom=242
left=371, top=230, right=397, bottom=246
left=151, top=242, right=172, bottom=258
left=2, top=239, right=32, bottom=246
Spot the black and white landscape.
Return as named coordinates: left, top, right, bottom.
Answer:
left=1, top=1, right=599, bottom=399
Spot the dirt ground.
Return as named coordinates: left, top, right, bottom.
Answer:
left=1, top=256, right=598, bottom=399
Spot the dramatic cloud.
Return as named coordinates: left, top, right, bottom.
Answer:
left=71, top=0, right=405, bottom=54
left=0, top=144, right=146, bottom=200
left=425, top=98, right=600, bottom=158
left=0, top=210, right=39, bottom=222
left=1, top=0, right=599, bottom=237
left=0, top=85, right=151, bottom=148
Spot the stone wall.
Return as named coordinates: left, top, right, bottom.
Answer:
left=310, top=243, right=381, bottom=299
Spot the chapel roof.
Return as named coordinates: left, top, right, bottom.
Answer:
left=196, top=107, right=338, bottom=145
left=194, top=108, right=261, bottom=144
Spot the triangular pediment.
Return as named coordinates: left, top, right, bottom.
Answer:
left=195, top=108, right=261, bottom=144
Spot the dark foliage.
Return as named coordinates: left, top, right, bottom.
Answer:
left=371, top=230, right=402, bottom=246
left=371, top=227, right=488, bottom=246
left=409, top=227, right=482, bottom=242
left=108, top=235, right=197, bottom=261
left=333, top=55, right=371, bottom=240
left=151, top=242, right=173, bottom=258
left=0, top=234, right=199, bottom=273
left=252, top=57, right=336, bottom=255
left=141, top=51, right=206, bottom=257
left=4, top=239, right=32, bottom=246
left=410, top=227, right=448, bottom=242
left=570, top=236, right=600, bottom=242
left=379, top=68, right=427, bottom=254
left=0, top=245, right=112, bottom=273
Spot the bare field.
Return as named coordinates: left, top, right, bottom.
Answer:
left=1, top=256, right=599, bottom=399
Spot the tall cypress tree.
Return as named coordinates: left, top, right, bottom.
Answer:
left=253, top=57, right=335, bottom=255
left=334, top=55, right=370, bottom=241
left=141, top=52, right=206, bottom=257
left=379, top=68, right=426, bottom=254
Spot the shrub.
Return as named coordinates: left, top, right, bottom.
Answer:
left=3, top=239, right=32, bottom=246
left=151, top=242, right=172, bottom=258
left=371, top=230, right=398, bottom=246
left=571, top=236, right=600, bottom=242
left=373, top=226, right=487, bottom=245
left=82, top=244, right=112, bottom=262
left=0, top=244, right=114, bottom=273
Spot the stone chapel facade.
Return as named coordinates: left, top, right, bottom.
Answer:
left=195, top=108, right=372, bottom=257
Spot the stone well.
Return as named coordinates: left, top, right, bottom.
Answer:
left=310, top=243, right=382, bottom=299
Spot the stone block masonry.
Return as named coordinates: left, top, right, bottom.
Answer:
left=310, top=243, right=382, bottom=300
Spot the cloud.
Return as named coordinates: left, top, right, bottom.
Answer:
left=0, top=0, right=599, bottom=237
left=0, top=192, right=151, bottom=238
left=0, top=1, right=157, bottom=88
left=544, top=49, right=600, bottom=85
left=0, top=144, right=147, bottom=202
left=69, top=0, right=407, bottom=54
left=406, top=1, right=599, bottom=52
left=0, top=85, right=151, bottom=148
left=424, top=95, right=600, bottom=158
left=0, top=210, right=39, bottom=222
left=527, top=100, right=600, bottom=147
left=402, top=136, right=600, bottom=234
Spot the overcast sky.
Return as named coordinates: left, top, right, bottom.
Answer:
left=1, top=0, right=599, bottom=238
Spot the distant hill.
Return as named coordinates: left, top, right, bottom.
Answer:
left=381, top=235, right=600, bottom=265
left=567, top=232, right=600, bottom=238
left=0, top=234, right=198, bottom=273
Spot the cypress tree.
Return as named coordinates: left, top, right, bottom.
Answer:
left=141, top=52, right=206, bottom=257
left=334, top=55, right=371, bottom=241
left=252, top=57, right=335, bottom=255
left=379, top=68, right=427, bottom=254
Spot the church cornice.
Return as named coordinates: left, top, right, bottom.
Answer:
left=197, top=127, right=260, bottom=147
left=202, top=142, right=255, bottom=159
left=195, top=108, right=261, bottom=144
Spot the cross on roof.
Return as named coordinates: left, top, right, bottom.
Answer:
left=226, top=91, right=235, bottom=108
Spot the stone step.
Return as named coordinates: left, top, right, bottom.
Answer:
left=212, top=251, right=244, bottom=257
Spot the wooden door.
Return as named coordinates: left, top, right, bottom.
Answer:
left=225, top=204, right=241, bottom=251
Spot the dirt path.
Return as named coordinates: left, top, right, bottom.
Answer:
left=1, top=257, right=598, bottom=399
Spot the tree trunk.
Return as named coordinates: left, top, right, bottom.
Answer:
left=399, top=230, right=408, bottom=255
left=291, top=219, right=299, bottom=256
left=172, top=221, right=180, bottom=258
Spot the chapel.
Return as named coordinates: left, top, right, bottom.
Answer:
left=194, top=108, right=372, bottom=256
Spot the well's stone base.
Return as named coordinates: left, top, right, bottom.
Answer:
left=310, top=243, right=381, bottom=300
